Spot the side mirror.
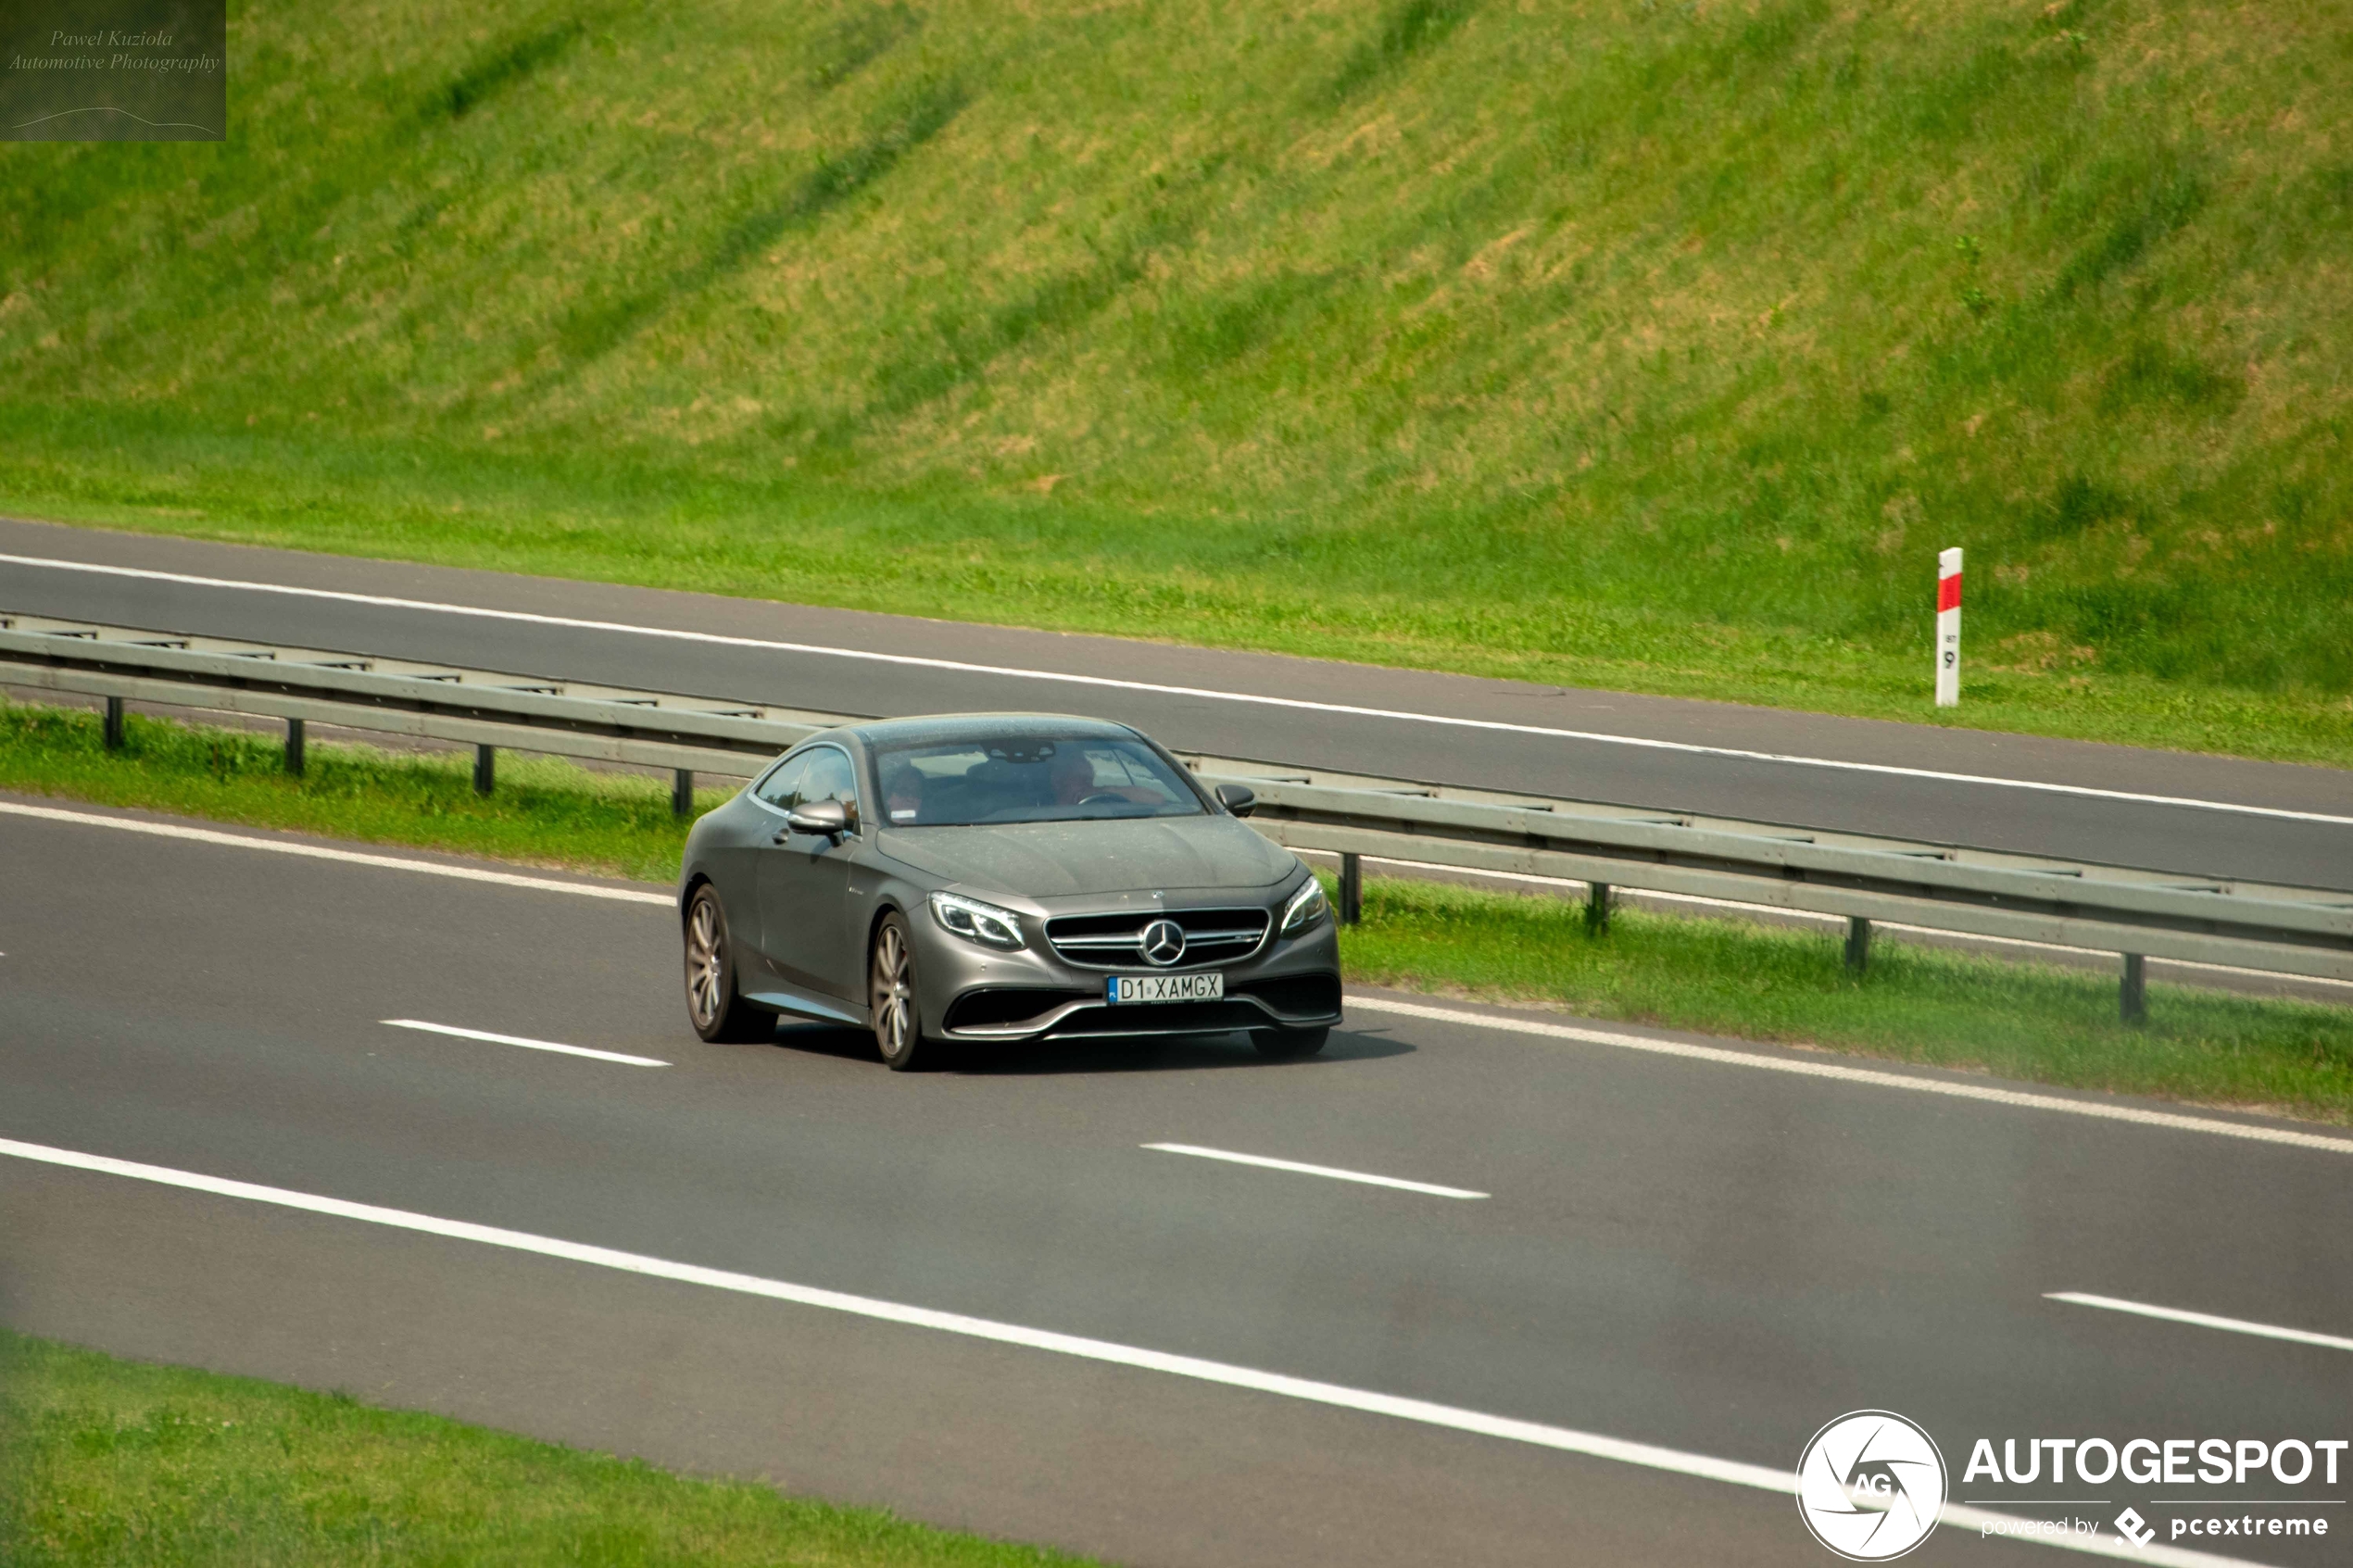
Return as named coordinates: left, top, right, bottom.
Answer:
left=783, top=798, right=850, bottom=841
left=1214, top=783, right=1257, bottom=818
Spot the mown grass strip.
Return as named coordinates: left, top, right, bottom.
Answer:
left=1332, top=874, right=2353, bottom=1126
left=0, top=1331, right=1105, bottom=1568
left=10, top=432, right=2352, bottom=771
left=5, top=696, right=2347, bottom=1122
left=0, top=697, right=709, bottom=884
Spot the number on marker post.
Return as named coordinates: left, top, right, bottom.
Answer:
left=1934, top=547, right=1962, bottom=709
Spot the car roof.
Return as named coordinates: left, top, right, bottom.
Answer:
left=846, top=712, right=1143, bottom=749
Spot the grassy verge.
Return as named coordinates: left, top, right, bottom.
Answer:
left=6, top=696, right=2348, bottom=1121
left=9, top=430, right=2353, bottom=771
left=1338, top=874, right=2353, bottom=1125
left=0, top=697, right=709, bottom=884
left=0, top=1331, right=1102, bottom=1568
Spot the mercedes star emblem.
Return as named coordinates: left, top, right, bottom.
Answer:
left=1139, top=918, right=1187, bottom=966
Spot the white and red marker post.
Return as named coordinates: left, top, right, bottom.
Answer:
left=1934, top=546, right=1962, bottom=708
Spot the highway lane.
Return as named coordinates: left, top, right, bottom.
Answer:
left=4, top=517, right=2350, bottom=889
left=3, top=800, right=2348, bottom=1565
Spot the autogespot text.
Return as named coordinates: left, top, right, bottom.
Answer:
left=1963, top=1436, right=2347, bottom=1487
left=1966, top=1435, right=2343, bottom=1543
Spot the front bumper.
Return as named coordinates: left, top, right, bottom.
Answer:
left=915, top=903, right=1342, bottom=1042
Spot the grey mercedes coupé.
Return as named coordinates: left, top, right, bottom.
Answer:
left=677, top=714, right=1342, bottom=1069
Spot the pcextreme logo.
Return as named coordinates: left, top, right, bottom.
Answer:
left=1796, top=1411, right=1948, bottom=1561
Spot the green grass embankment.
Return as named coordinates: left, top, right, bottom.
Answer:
left=3, top=0, right=2350, bottom=763
left=6, top=697, right=2348, bottom=1121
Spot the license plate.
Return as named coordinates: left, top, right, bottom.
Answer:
left=1107, top=972, right=1224, bottom=1004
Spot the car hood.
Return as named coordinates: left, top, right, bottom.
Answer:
left=876, top=815, right=1296, bottom=899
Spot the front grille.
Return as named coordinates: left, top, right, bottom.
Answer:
left=1045, top=906, right=1271, bottom=970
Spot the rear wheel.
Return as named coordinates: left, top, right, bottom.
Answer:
left=1251, top=1025, right=1328, bottom=1060
left=685, top=885, right=770, bottom=1043
left=870, top=912, right=932, bottom=1071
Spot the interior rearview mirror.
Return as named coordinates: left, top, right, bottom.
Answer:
left=783, top=798, right=850, bottom=840
left=1214, top=783, right=1257, bottom=818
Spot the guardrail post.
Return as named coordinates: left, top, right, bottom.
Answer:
left=1338, top=852, right=1363, bottom=925
left=2120, top=953, right=2147, bottom=1025
left=1843, top=916, right=1872, bottom=972
left=1585, top=881, right=1611, bottom=935
left=284, top=718, right=306, bottom=776
left=473, top=744, right=496, bottom=797
left=103, top=696, right=125, bottom=750
left=672, top=768, right=694, bottom=818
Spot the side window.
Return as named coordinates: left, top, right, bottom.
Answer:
left=755, top=754, right=810, bottom=809
left=799, top=747, right=861, bottom=832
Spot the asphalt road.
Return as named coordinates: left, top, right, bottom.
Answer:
left=4, top=798, right=2348, bottom=1566
left=3, top=517, right=2349, bottom=890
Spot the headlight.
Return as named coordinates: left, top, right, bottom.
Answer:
left=929, top=891, right=1026, bottom=950
left=1279, top=877, right=1329, bottom=937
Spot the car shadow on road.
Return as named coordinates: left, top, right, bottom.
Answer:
left=949, top=1027, right=1415, bottom=1076
left=764, top=1022, right=1413, bottom=1075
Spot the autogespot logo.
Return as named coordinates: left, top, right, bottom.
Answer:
left=1796, top=1411, right=1948, bottom=1561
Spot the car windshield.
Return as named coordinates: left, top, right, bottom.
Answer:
left=870, top=731, right=1205, bottom=826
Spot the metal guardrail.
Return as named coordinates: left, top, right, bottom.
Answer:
left=6, top=612, right=2348, bottom=1019
left=1196, top=773, right=2353, bottom=985
left=0, top=615, right=851, bottom=808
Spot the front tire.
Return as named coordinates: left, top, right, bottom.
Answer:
left=870, top=912, right=932, bottom=1071
left=685, top=885, right=770, bottom=1043
left=1251, top=1025, right=1328, bottom=1060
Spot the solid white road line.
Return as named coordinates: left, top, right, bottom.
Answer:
left=382, top=1019, right=669, bottom=1068
left=1142, top=1142, right=1488, bottom=1199
left=6, top=551, right=2346, bottom=827
left=0, top=1135, right=2268, bottom=1566
left=1345, top=995, right=2353, bottom=1157
left=11, top=799, right=2337, bottom=1001
left=7, top=799, right=2345, bottom=1160
left=2047, top=1292, right=2353, bottom=1353
left=0, top=800, right=674, bottom=905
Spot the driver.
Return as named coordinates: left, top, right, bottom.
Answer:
left=881, top=759, right=925, bottom=824
left=1047, top=745, right=1099, bottom=806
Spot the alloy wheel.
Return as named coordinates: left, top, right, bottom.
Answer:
left=872, top=918, right=920, bottom=1068
left=687, top=894, right=725, bottom=1030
